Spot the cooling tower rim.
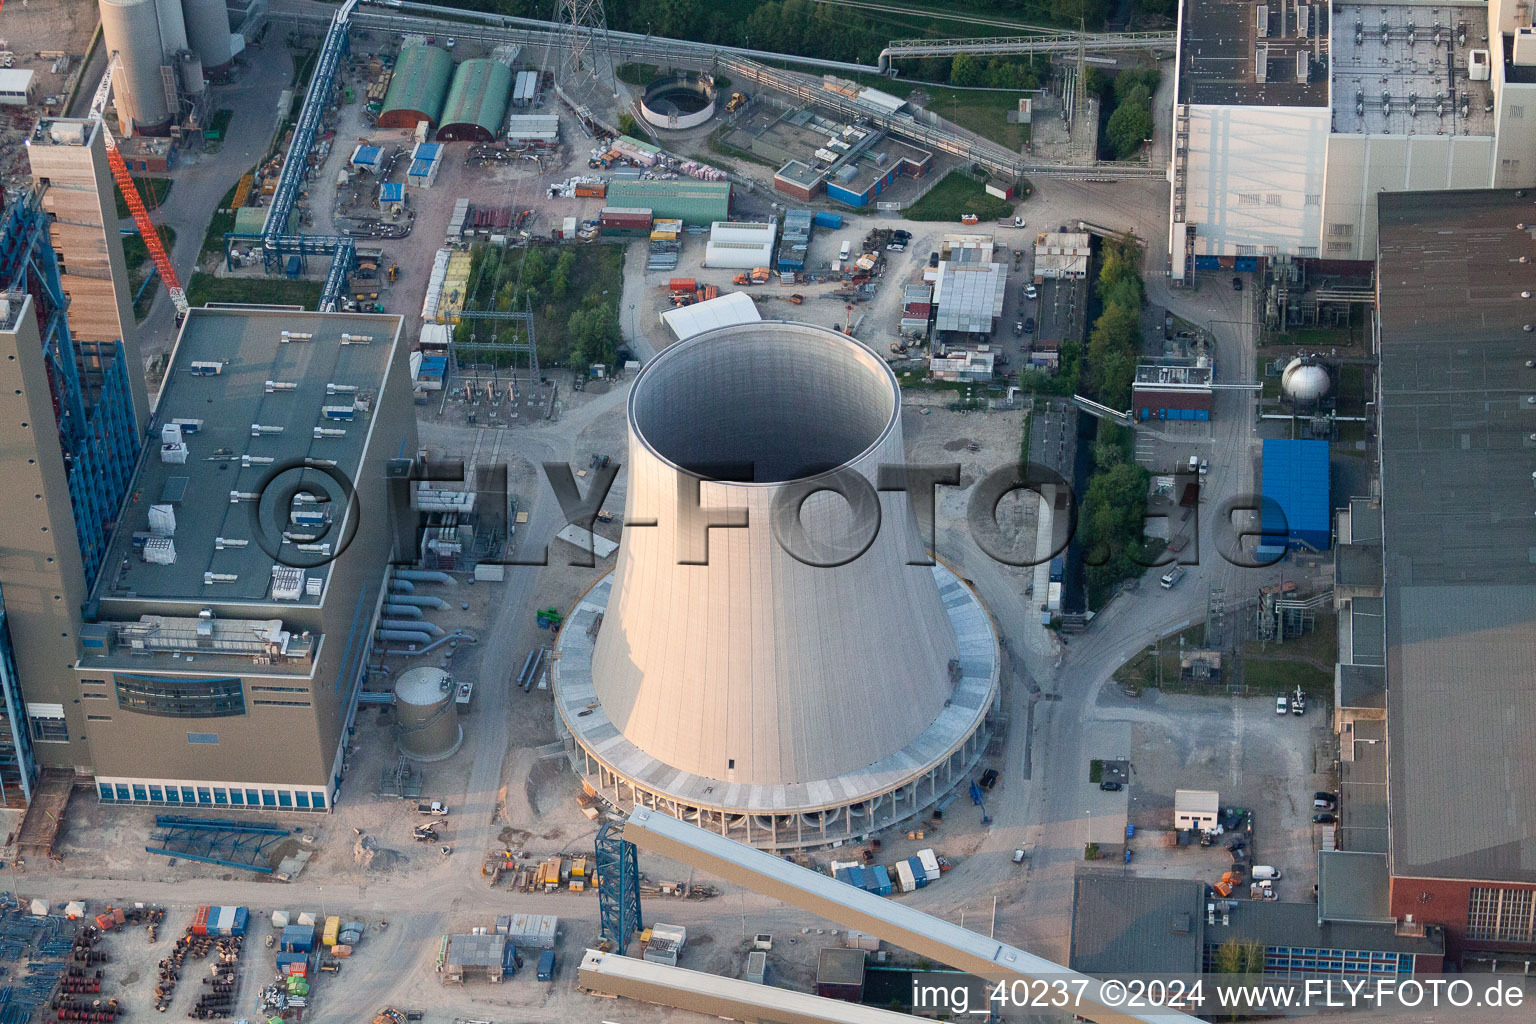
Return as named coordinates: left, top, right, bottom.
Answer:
left=626, top=320, right=901, bottom=489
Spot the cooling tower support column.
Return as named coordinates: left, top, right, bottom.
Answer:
left=552, top=322, right=1000, bottom=851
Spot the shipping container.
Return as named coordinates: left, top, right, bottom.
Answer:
left=322, top=916, right=341, bottom=946
left=667, top=278, right=698, bottom=292
left=537, top=950, right=556, bottom=981
left=917, top=849, right=940, bottom=882
left=871, top=864, right=893, bottom=896
left=232, top=907, right=249, bottom=937
left=894, top=859, right=917, bottom=893
left=191, top=906, right=210, bottom=936
left=813, top=211, right=844, bottom=229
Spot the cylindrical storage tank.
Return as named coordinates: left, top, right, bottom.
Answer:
left=178, top=50, right=205, bottom=97
left=393, top=667, right=463, bottom=760
left=182, top=0, right=233, bottom=78
left=436, top=59, right=514, bottom=143
left=377, top=44, right=453, bottom=128
left=100, top=0, right=172, bottom=134
left=588, top=323, right=961, bottom=786
left=640, top=71, right=717, bottom=131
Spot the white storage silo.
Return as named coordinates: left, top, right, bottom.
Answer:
left=181, top=0, right=234, bottom=77
left=393, top=666, right=463, bottom=760
left=99, top=0, right=172, bottom=134
left=153, top=0, right=190, bottom=53
left=179, top=50, right=205, bottom=97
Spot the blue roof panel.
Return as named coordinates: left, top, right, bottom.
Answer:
left=1260, top=439, right=1330, bottom=550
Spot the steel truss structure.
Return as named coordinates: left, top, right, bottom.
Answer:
left=595, top=821, right=641, bottom=953
left=145, top=815, right=292, bottom=873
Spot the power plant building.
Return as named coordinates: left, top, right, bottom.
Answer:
left=437, top=59, right=513, bottom=142
left=98, top=0, right=235, bottom=135
left=0, top=187, right=143, bottom=808
left=553, top=323, right=999, bottom=849
left=377, top=44, right=453, bottom=129
left=1169, top=0, right=1536, bottom=273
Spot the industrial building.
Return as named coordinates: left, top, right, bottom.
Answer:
left=504, top=114, right=558, bottom=148
left=1132, top=362, right=1214, bottom=421
left=0, top=186, right=143, bottom=807
left=1172, top=789, right=1219, bottom=831
left=703, top=221, right=777, bottom=269
left=0, top=69, right=39, bottom=107
left=1168, top=0, right=1536, bottom=273
left=1033, top=231, right=1091, bottom=280
left=928, top=348, right=994, bottom=382
left=658, top=291, right=761, bottom=342
left=932, top=260, right=1007, bottom=335
left=552, top=324, right=999, bottom=849
left=437, top=58, right=513, bottom=142
left=605, top=179, right=731, bottom=226
left=1372, top=189, right=1536, bottom=960
left=1070, top=876, right=1445, bottom=978
left=77, top=308, right=415, bottom=811
left=376, top=43, right=453, bottom=129
left=776, top=209, right=813, bottom=272
left=772, top=126, right=931, bottom=208
left=1257, top=439, right=1330, bottom=554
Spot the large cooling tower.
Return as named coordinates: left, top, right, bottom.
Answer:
left=182, top=0, right=233, bottom=76
left=99, top=0, right=172, bottom=134
left=554, top=323, right=999, bottom=849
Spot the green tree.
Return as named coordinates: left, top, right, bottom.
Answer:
left=521, top=247, right=549, bottom=289
left=950, top=53, right=986, bottom=87
left=550, top=250, right=576, bottom=300
left=1106, top=100, right=1155, bottom=159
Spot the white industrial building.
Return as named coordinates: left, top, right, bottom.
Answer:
left=0, top=69, right=38, bottom=107
left=658, top=290, right=762, bottom=341
left=1173, top=789, right=1220, bottom=831
left=1170, top=0, right=1536, bottom=271
left=1034, top=231, right=1091, bottom=279
left=703, top=221, right=777, bottom=269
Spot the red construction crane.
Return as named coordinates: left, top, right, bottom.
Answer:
left=89, top=55, right=188, bottom=322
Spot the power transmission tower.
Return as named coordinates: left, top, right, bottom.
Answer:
left=554, top=0, right=617, bottom=99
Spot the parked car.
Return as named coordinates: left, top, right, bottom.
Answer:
left=1313, top=812, right=1337, bottom=824
left=1013, top=216, right=1025, bottom=227
left=1023, top=316, right=1035, bottom=334
left=1025, top=283, right=1038, bottom=300
left=1099, top=780, right=1123, bottom=792
left=979, top=768, right=1000, bottom=791
left=1276, top=695, right=1290, bottom=714
left=928, top=251, right=940, bottom=267
left=892, top=229, right=912, bottom=242
left=1013, top=321, right=1025, bottom=336
left=1161, top=566, right=1185, bottom=589
left=886, top=242, right=906, bottom=252
left=1232, top=276, right=1243, bottom=291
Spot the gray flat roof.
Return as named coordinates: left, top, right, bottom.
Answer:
left=1347, top=597, right=1384, bottom=666
left=1338, top=664, right=1385, bottom=709
left=1377, top=189, right=1536, bottom=884
left=1331, top=4, right=1494, bottom=136
left=1340, top=718, right=1389, bottom=855
left=1069, top=875, right=1206, bottom=976
left=933, top=262, right=1007, bottom=334
left=817, top=947, right=867, bottom=985
left=1336, top=543, right=1382, bottom=589
left=1177, top=0, right=1330, bottom=106
left=1208, top=897, right=1442, bottom=957
left=447, top=932, right=506, bottom=967
left=93, top=309, right=402, bottom=606
left=1347, top=497, right=1382, bottom=544
left=1318, top=851, right=1393, bottom=924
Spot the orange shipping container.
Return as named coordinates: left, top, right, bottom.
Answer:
left=331, top=944, right=352, bottom=958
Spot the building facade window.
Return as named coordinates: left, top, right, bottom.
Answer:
left=114, top=674, right=245, bottom=718
left=249, top=685, right=309, bottom=693
left=187, top=732, right=219, bottom=744
left=29, top=713, right=68, bottom=743
left=1467, top=887, right=1536, bottom=943
left=253, top=698, right=311, bottom=707
left=86, top=715, right=112, bottom=722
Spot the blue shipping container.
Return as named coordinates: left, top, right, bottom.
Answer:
left=813, top=211, right=843, bottom=229
left=231, top=907, right=249, bottom=937
left=503, top=942, right=520, bottom=976
left=537, top=949, right=555, bottom=981
left=907, top=856, right=927, bottom=888
left=1049, top=556, right=1064, bottom=582
left=281, top=924, right=315, bottom=953
left=872, top=864, right=893, bottom=896
left=275, top=952, right=308, bottom=968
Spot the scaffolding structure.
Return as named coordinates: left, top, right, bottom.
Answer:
left=595, top=821, right=642, bottom=954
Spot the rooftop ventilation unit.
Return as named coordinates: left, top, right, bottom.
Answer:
left=322, top=405, right=357, bottom=421
left=1297, top=52, right=1309, bottom=83
left=1255, top=47, right=1269, bottom=83
left=1256, top=5, right=1269, bottom=38
left=188, top=360, right=224, bottom=375
left=280, top=331, right=315, bottom=342
left=1297, top=5, right=1309, bottom=38
left=242, top=455, right=275, bottom=467
left=251, top=424, right=284, bottom=435
left=215, top=537, right=248, bottom=549
left=203, top=573, right=239, bottom=585
left=160, top=423, right=189, bottom=464
left=271, top=565, right=305, bottom=601
left=326, top=383, right=358, bottom=394
left=314, top=426, right=347, bottom=438
left=148, top=504, right=176, bottom=536
left=143, top=537, right=176, bottom=565
left=340, top=333, right=373, bottom=345
left=229, top=491, right=261, bottom=502
left=265, top=380, right=298, bottom=393
left=171, top=418, right=204, bottom=433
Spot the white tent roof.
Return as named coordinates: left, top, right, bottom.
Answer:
left=658, top=291, right=762, bottom=341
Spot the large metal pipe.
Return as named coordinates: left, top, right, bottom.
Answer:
left=382, top=604, right=424, bottom=619
left=384, top=629, right=477, bottom=656
left=386, top=594, right=448, bottom=609
left=389, top=579, right=416, bottom=593
left=381, top=619, right=443, bottom=636
left=377, top=629, right=433, bottom=645
left=393, top=570, right=456, bottom=585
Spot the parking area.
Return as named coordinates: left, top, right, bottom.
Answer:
left=1122, top=695, right=1335, bottom=901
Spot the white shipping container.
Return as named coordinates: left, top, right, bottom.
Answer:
left=894, top=860, right=917, bottom=893
left=917, top=848, right=940, bottom=881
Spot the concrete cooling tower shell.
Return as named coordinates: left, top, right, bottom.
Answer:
left=553, top=322, right=999, bottom=849
left=394, top=666, right=463, bottom=761
left=100, top=0, right=173, bottom=133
